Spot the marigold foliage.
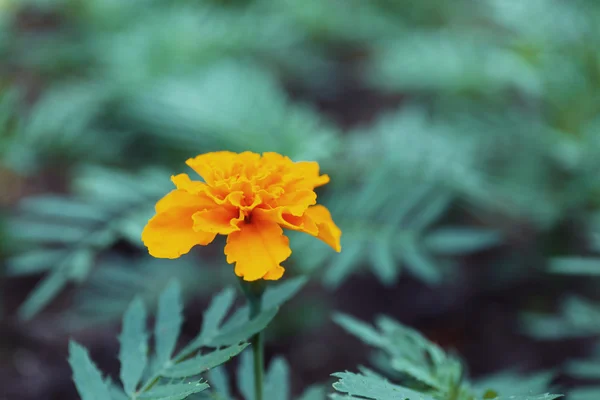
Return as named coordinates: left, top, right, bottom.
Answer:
left=142, top=151, right=341, bottom=281
left=68, top=278, right=307, bottom=400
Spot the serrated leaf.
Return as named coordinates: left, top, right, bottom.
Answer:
left=566, top=360, right=600, bottom=378
left=119, top=297, right=148, bottom=395
left=549, top=257, right=600, bottom=275
left=262, top=276, right=308, bottom=310
left=333, top=314, right=386, bottom=348
left=265, top=357, right=290, bottom=400
left=199, top=287, right=236, bottom=341
left=68, top=341, right=112, bottom=400
left=8, top=220, right=91, bottom=243
left=18, top=268, right=69, bottom=320
left=138, top=381, right=209, bottom=400
left=495, top=395, right=562, bottom=400
left=406, top=193, right=452, bottom=231
left=19, top=195, right=108, bottom=222
left=389, top=358, right=439, bottom=389
left=475, top=370, right=555, bottom=398
left=424, top=228, right=502, bottom=255
left=237, top=350, right=255, bottom=400
left=163, top=343, right=249, bottom=378
left=331, top=371, right=435, bottom=400
left=6, top=249, right=69, bottom=276
left=297, top=385, right=326, bottom=400
left=568, top=387, right=600, bottom=400
left=209, top=307, right=278, bottom=347
left=369, top=237, right=399, bottom=285
left=324, top=240, right=365, bottom=288
left=400, top=236, right=443, bottom=285
left=208, top=366, right=232, bottom=399
left=155, top=280, right=183, bottom=366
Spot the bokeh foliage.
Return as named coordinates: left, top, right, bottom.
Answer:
left=1, top=0, right=600, bottom=398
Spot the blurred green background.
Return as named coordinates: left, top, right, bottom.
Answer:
left=2, top=0, right=600, bottom=399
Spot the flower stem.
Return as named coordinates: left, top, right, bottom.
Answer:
left=249, top=298, right=264, bottom=400
left=240, top=281, right=265, bottom=400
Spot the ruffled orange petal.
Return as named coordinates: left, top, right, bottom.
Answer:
left=155, top=189, right=203, bottom=213
left=304, top=205, right=342, bottom=252
left=142, top=207, right=216, bottom=258
left=171, top=173, right=208, bottom=195
left=224, top=220, right=291, bottom=281
left=192, top=207, right=243, bottom=234
left=253, top=208, right=318, bottom=235
left=274, top=189, right=317, bottom=216
left=186, top=151, right=260, bottom=185
left=294, top=161, right=330, bottom=188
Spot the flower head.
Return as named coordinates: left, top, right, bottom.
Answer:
left=142, top=151, right=341, bottom=281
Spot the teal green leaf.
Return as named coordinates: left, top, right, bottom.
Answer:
left=331, top=371, right=435, bottom=400
left=137, top=381, right=209, bottom=400
left=424, top=228, right=502, bottom=255
left=549, top=257, right=600, bottom=275
left=323, top=240, right=365, bottom=288
left=400, top=236, right=443, bottom=285
left=119, top=297, right=148, bottom=395
left=495, top=395, right=562, bottom=400
left=6, top=249, right=69, bottom=276
left=199, top=287, right=236, bottom=341
left=566, top=359, right=600, bottom=379
left=154, top=280, right=183, bottom=366
left=18, top=268, right=69, bottom=320
left=369, top=237, right=399, bottom=285
left=297, top=385, right=326, bottom=400
left=208, top=366, right=232, bottom=399
left=237, top=350, right=255, bottom=400
left=163, top=343, right=249, bottom=378
left=265, top=357, right=290, bottom=400
left=568, top=387, right=600, bottom=400
left=262, top=276, right=308, bottom=310
left=68, top=341, right=112, bottom=400
left=333, top=313, right=386, bottom=348
left=209, top=307, right=278, bottom=347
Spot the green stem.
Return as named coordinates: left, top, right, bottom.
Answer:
left=241, top=281, right=265, bottom=400
left=249, top=297, right=264, bottom=400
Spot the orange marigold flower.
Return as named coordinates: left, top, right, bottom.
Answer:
left=141, top=151, right=342, bottom=281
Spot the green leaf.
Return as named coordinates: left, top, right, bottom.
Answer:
left=331, top=371, right=435, bottom=400
left=199, top=287, right=236, bottom=341
left=6, top=249, right=69, bottom=276
left=209, top=307, right=278, bottom=347
left=68, top=341, right=112, bottom=400
left=297, top=385, right=326, bottom=400
left=207, top=366, right=232, bottom=399
left=119, top=297, right=148, bottom=396
left=237, top=350, right=255, bottom=400
left=494, top=395, right=562, bottom=400
left=18, top=268, right=70, bottom=320
left=19, top=195, right=108, bottom=222
left=265, top=357, right=290, bottom=400
left=568, top=387, right=600, bottom=400
left=400, top=236, right=443, bottom=285
left=369, top=237, right=399, bottom=285
left=154, top=280, right=183, bottom=366
left=137, top=381, right=209, bottom=400
left=549, top=257, right=600, bottom=275
left=323, top=239, right=365, bottom=288
left=262, top=276, right=308, bottom=310
left=163, top=343, right=249, bottom=378
left=424, top=228, right=502, bottom=255
left=566, top=359, right=600, bottom=379
left=333, top=314, right=386, bottom=348
left=474, top=370, right=555, bottom=398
